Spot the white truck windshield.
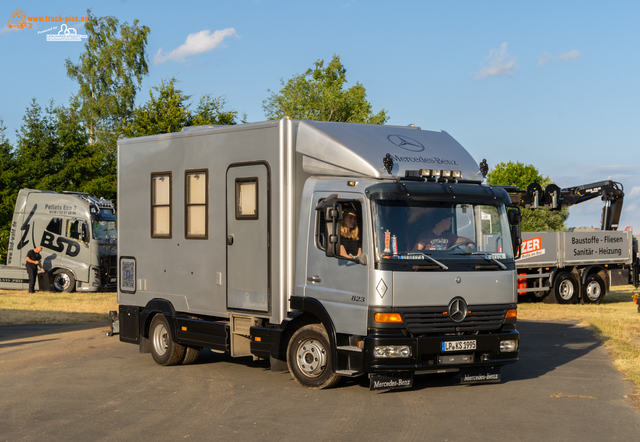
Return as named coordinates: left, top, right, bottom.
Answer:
left=92, top=220, right=117, bottom=242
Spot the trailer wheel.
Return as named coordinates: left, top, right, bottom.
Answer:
left=545, top=273, right=578, bottom=304
left=149, top=314, right=185, bottom=366
left=581, top=274, right=605, bottom=304
left=287, top=324, right=341, bottom=389
left=52, top=269, right=75, bottom=293
left=181, top=346, right=201, bottom=365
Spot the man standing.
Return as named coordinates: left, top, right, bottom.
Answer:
left=25, top=246, right=45, bottom=293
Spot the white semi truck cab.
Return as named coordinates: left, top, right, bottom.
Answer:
left=116, top=119, right=521, bottom=390
left=0, top=189, right=117, bottom=292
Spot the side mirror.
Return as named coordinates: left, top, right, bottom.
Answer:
left=507, top=207, right=522, bottom=258
left=324, top=204, right=342, bottom=258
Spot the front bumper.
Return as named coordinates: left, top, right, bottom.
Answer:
left=364, top=328, right=519, bottom=374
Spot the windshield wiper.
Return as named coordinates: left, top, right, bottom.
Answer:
left=400, top=252, right=449, bottom=270
left=449, top=251, right=507, bottom=270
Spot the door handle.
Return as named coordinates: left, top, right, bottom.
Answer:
left=307, top=275, right=321, bottom=283
left=227, top=234, right=234, bottom=246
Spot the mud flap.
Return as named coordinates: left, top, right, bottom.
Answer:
left=369, top=373, right=413, bottom=390
left=460, top=368, right=501, bottom=384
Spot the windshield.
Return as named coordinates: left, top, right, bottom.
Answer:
left=92, top=220, right=117, bottom=242
left=371, top=200, right=513, bottom=262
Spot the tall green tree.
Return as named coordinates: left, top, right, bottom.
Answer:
left=65, top=10, right=150, bottom=142
left=122, top=78, right=237, bottom=138
left=0, top=120, right=17, bottom=264
left=487, top=161, right=569, bottom=232
left=263, top=55, right=388, bottom=124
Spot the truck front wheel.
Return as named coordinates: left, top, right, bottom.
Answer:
left=581, top=274, right=605, bottom=304
left=52, top=269, right=75, bottom=293
left=149, top=314, right=185, bottom=366
left=546, top=273, right=578, bottom=304
left=287, top=324, right=341, bottom=389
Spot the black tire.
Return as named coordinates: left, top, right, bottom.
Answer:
left=286, top=324, right=341, bottom=389
left=181, top=346, right=201, bottom=365
left=149, top=314, right=185, bottom=366
left=581, top=274, right=606, bottom=304
left=545, top=273, right=578, bottom=304
left=52, top=269, right=75, bottom=293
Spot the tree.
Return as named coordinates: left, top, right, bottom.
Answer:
left=0, top=120, right=17, bottom=264
left=122, top=77, right=237, bottom=138
left=65, top=10, right=151, bottom=143
left=262, top=55, right=388, bottom=124
left=487, top=161, right=569, bottom=232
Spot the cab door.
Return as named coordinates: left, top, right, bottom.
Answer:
left=303, top=192, right=369, bottom=335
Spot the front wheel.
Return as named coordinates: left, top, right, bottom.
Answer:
left=545, top=273, right=578, bottom=304
left=287, top=324, right=341, bottom=389
left=52, top=269, right=75, bottom=293
left=149, top=314, right=185, bottom=366
left=581, top=274, right=606, bottom=304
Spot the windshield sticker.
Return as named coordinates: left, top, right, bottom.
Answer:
left=489, top=253, right=506, bottom=260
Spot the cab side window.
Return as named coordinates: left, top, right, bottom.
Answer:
left=46, top=218, right=63, bottom=235
left=66, top=219, right=88, bottom=243
left=315, top=200, right=363, bottom=259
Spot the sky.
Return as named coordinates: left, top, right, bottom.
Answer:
left=1, top=0, right=639, bottom=231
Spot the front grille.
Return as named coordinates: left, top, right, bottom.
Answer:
left=398, top=304, right=510, bottom=334
left=99, top=254, right=117, bottom=289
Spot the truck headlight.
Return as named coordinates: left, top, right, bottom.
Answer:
left=500, top=340, right=517, bottom=352
left=373, top=345, right=412, bottom=358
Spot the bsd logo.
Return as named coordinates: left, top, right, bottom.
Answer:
left=41, top=231, right=80, bottom=257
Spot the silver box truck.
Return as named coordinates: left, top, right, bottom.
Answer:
left=0, top=189, right=117, bottom=292
left=117, top=119, right=521, bottom=390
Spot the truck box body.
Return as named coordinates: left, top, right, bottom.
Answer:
left=0, top=189, right=117, bottom=292
left=516, top=230, right=638, bottom=303
left=117, top=119, right=520, bottom=389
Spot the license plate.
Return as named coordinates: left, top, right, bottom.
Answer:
left=442, top=340, right=476, bottom=351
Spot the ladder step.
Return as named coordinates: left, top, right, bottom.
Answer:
left=335, top=369, right=362, bottom=377
left=337, top=345, right=362, bottom=353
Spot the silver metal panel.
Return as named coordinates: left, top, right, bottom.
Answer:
left=296, top=121, right=482, bottom=180
left=393, top=270, right=516, bottom=306
left=227, top=165, right=269, bottom=312
left=302, top=190, right=370, bottom=336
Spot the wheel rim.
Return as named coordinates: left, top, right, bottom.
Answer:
left=558, top=279, right=574, bottom=300
left=295, top=338, right=327, bottom=378
left=54, top=273, right=71, bottom=291
left=152, top=322, right=169, bottom=356
left=586, top=280, right=601, bottom=302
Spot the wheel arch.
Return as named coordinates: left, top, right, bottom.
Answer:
left=140, top=298, right=177, bottom=340
left=285, top=296, right=338, bottom=365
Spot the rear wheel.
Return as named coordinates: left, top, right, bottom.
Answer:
left=287, top=324, right=341, bottom=389
left=545, top=273, right=578, bottom=304
left=581, top=274, right=606, bottom=304
left=181, top=346, right=201, bottom=365
left=149, top=314, right=185, bottom=366
left=52, top=269, right=75, bottom=293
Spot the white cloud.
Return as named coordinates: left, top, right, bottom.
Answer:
left=475, top=42, right=517, bottom=79
left=628, top=186, right=640, bottom=198
left=154, top=28, right=238, bottom=64
left=538, top=50, right=583, bottom=65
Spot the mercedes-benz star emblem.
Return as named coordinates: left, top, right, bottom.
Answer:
left=448, top=297, right=468, bottom=323
left=387, top=134, right=425, bottom=152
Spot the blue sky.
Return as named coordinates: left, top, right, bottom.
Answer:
left=2, top=0, right=639, bottom=231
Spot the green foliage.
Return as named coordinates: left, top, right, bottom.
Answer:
left=487, top=161, right=569, bottom=232
left=122, top=78, right=237, bottom=138
left=263, top=55, right=388, bottom=124
left=65, top=9, right=150, bottom=142
left=0, top=120, right=17, bottom=264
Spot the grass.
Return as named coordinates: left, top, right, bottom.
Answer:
left=0, top=290, right=118, bottom=325
left=519, top=285, right=640, bottom=402
left=1, top=286, right=639, bottom=400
